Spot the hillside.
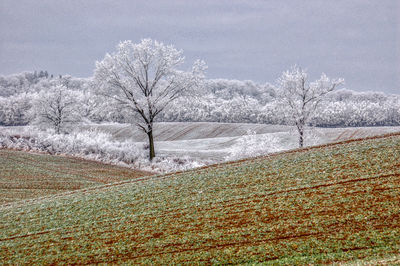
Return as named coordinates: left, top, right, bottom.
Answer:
left=1, top=133, right=400, bottom=264
left=83, top=122, right=400, bottom=142
left=0, top=149, right=151, bottom=204
left=83, top=122, right=400, bottom=161
left=3, top=123, right=400, bottom=163
left=80, top=122, right=292, bottom=142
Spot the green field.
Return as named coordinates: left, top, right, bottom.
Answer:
left=1, top=134, right=400, bottom=264
left=0, top=149, right=151, bottom=204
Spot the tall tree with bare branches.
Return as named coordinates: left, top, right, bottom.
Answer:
left=94, top=39, right=206, bottom=160
left=277, top=66, right=344, bottom=147
left=32, top=84, right=81, bottom=134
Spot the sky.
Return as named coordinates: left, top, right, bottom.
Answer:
left=0, top=0, right=399, bottom=94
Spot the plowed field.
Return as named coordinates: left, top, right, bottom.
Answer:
left=1, top=133, right=399, bottom=264
left=0, top=150, right=151, bottom=204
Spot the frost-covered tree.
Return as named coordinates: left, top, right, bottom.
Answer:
left=31, top=85, right=81, bottom=134
left=94, top=39, right=206, bottom=160
left=0, top=93, right=33, bottom=126
left=277, top=66, right=344, bottom=147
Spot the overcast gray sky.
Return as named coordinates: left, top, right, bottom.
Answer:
left=0, top=0, right=399, bottom=93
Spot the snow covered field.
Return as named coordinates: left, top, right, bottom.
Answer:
left=82, top=122, right=400, bottom=160
left=2, top=122, right=400, bottom=172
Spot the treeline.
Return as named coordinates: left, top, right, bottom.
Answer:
left=160, top=79, right=400, bottom=127
left=0, top=71, right=399, bottom=127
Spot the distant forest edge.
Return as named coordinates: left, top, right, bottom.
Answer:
left=1, top=71, right=399, bottom=127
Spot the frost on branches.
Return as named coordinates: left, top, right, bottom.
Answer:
left=31, top=84, right=82, bottom=134
left=277, top=66, right=344, bottom=147
left=94, top=39, right=206, bottom=160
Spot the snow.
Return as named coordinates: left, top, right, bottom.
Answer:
left=2, top=122, right=399, bottom=173
left=80, top=122, right=293, bottom=142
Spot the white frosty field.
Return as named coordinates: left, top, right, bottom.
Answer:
left=2, top=122, right=400, bottom=172
left=82, top=122, right=400, bottom=161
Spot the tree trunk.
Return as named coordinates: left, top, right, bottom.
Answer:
left=298, top=129, right=304, bottom=148
left=147, top=130, right=155, bottom=161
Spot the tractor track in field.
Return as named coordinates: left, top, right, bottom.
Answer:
left=4, top=163, right=397, bottom=210
left=0, top=149, right=153, bottom=206
left=1, top=133, right=398, bottom=214
left=2, top=148, right=398, bottom=209
left=2, top=168, right=397, bottom=214
left=2, top=130, right=399, bottom=205
left=2, top=172, right=398, bottom=243
left=1, top=132, right=400, bottom=264
left=1, top=151, right=149, bottom=184
left=103, top=232, right=322, bottom=263
left=190, top=131, right=400, bottom=173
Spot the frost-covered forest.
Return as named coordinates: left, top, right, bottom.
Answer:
left=1, top=69, right=399, bottom=173
left=1, top=39, right=399, bottom=172
left=1, top=70, right=399, bottom=127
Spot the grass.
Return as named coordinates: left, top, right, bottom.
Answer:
left=0, top=133, right=399, bottom=264
left=0, top=149, right=151, bottom=204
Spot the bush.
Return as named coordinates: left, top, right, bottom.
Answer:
left=0, top=128, right=206, bottom=173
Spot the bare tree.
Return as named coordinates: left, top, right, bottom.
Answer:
left=32, top=84, right=81, bottom=134
left=94, top=39, right=206, bottom=160
left=277, top=66, right=344, bottom=147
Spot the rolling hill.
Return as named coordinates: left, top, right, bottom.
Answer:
left=0, top=149, right=151, bottom=205
left=81, top=122, right=293, bottom=142
left=82, top=122, right=400, bottom=142
left=3, top=123, right=400, bottom=162
left=83, top=122, right=400, bottom=160
left=0, top=133, right=400, bottom=264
